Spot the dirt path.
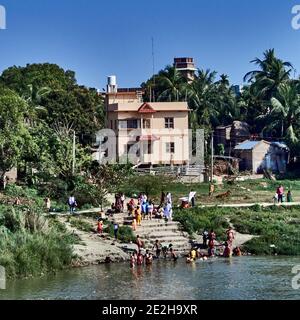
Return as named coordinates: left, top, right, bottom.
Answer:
left=58, top=217, right=131, bottom=266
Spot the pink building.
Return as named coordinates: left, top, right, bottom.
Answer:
left=105, top=77, right=190, bottom=166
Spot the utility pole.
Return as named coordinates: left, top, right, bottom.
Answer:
left=151, top=37, right=156, bottom=102
left=72, top=130, right=76, bottom=176
left=211, top=132, right=214, bottom=182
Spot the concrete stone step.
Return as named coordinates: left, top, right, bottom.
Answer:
left=143, top=239, right=191, bottom=248
left=140, top=231, right=187, bottom=240
left=134, top=228, right=180, bottom=235
left=134, top=221, right=181, bottom=228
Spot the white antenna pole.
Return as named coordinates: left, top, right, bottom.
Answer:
left=152, top=37, right=156, bottom=102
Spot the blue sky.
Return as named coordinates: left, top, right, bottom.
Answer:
left=0, top=0, right=300, bottom=89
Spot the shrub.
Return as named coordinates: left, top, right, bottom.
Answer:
left=0, top=203, right=75, bottom=278
left=68, top=217, right=93, bottom=232
left=108, top=223, right=136, bottom=243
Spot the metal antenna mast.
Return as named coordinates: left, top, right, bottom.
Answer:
left=152, top=37, right=156, bottom=102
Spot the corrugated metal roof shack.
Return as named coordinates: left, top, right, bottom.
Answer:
left=234, top=140, right=289, bottom=174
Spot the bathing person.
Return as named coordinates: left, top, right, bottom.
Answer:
left=130, top=253, right=136, bottom=268
left=186, top=253, right=193, bottom=263
left=208, top=229, right=216, bottom=257
left=226, top=227, right=235, bottom=248
left=223, top=242, right=231, bottom=258
left=145, top=250, right=153, bottom=265
left=136, top=235, right=144, bottom=251
left=191, top=248, right=197, bottom=261
left=137, top=251, right=144, bottom=266
left=153, top=239, right=162, bottom=258
left=233, top=247, right=242, bottom=257
left=170, top=247, right=178, bottom=261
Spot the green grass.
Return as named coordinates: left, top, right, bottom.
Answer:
left=174, top=205, right=300, bottom=256
left=68, top=217, right=94, bottom=232
left=173, top=207, right=230, bottom=241
left=107, top=222, right=136, bottom=243
left=0, top=204, right=76, bottom=279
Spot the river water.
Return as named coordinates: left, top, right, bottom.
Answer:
left=0, top=256, right=299, bottom=300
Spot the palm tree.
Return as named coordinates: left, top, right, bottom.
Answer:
left=156, top=66, right=186, bottom=102
left=244, top=49, right=293, bottom=101
left=186, top=69, right=219, bottom=127
left=259, top=83, right=300, bottom=142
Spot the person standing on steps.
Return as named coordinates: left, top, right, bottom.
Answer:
left=120, top=193, right=125, bottom=212
left=166, top=192, right=172, bottom=205
left=148, top=200, right=154, bottom=220
left=135, top=206, right=142, bottom=226
left=113, top=221, right=119, bottom=240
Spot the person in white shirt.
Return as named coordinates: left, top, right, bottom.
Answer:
left=188, top=191, right=196, bottom=207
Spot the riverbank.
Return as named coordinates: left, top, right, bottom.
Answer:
left=174, top=205, right=300, bottom=255
left=2, top=179, right=300, bottom=280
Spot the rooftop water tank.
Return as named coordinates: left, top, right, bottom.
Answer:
left=108, top=75, right=117, bottom=86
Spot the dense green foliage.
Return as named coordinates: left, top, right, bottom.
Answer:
left=174, top=206, right=300, bottom=256
left=173, top=207, right=230, bottom=240
left=0, top=203, right=75, bottom=278
left=142, top=49, right=300, bottom=159
left=107, top=223, right=136, bottom=243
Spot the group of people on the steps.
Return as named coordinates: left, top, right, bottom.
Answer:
left=126, top=192, right=174, bottom=230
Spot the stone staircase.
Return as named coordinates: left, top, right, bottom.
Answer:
left=109, top=213, right=192, bottom=256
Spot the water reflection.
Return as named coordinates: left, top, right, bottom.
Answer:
left=0, top=256, right=299, bottom=300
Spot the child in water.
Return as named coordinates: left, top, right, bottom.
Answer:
left=169, top=248, right=178, bottom=261
left=137, top=251, right=144, bottom=266
left=145, top=250, right=153, bottom=265
left=190, top=248, right=197, bottom=261
left=130, top=253, right=136, bottom=268
left=186, top=253, right=193, bottom=263
left=223, top=242, right=231, bottom=258
left=233, top=247, right=242, bottom=256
